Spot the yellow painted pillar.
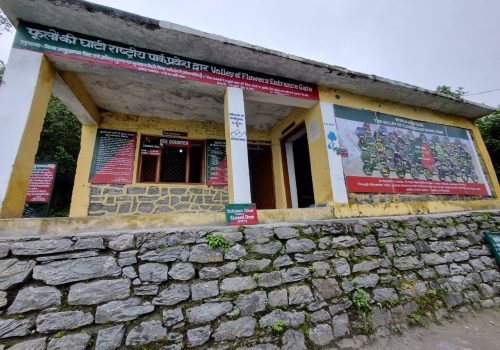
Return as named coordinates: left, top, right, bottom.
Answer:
left=303, top=104, right=335, bottom=204
left=470, top=121, right=500, bottom=197
left=0, top=49, right=55, bottom=218
left=224, top=87, right=251, bottom=203
left=69, top=124, right=98, bottom=217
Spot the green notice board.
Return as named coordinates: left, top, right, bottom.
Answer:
left=484, top=232, right=500, bottom=267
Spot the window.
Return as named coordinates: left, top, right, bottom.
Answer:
left=138, top=136, right=204, bottom=184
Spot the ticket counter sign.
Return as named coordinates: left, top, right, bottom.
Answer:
left=26, top=163, right=57, bottom=203
left=225, top=204, right=258, bottom=225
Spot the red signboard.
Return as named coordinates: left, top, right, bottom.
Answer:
left=206, top=139, right=228, bottom=186
left=26, top=163, right=57, bottom=203
left=89, top=129, right=137, bottom=184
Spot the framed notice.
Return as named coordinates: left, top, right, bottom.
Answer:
left=26, top=163, right=57, bottom=203
left=89, top=129, right=137, bottom=184
left=206, top=139, right=228, bottom=186
left=334, top=105, right=491, bottom=196
left=225, top=204, right=259, bottom=225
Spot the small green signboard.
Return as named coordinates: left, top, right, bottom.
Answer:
left=225, top=204, right=258, bottom=226
left=484, top=232, right=500, bottom=267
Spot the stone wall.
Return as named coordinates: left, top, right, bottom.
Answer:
left=88, top=184, right=228, bottom=216
left=0, top=211, right=499, bottom=349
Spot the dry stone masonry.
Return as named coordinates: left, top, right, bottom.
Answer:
left=88, top=185, right=228, bottom=216
left=0, top=211, right=499, bottom=349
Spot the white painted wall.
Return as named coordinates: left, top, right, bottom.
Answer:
left=320, top=102, right=349, bottom=204
left=0, top=49, right=45, bottom=213
left=225, top=87, right=251, bottom=203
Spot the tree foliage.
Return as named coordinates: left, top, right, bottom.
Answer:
left=35, top=96, right=81, bottom=216
left=436, top=85, right=467, bottom=99
left=436, top=85, right=500, bottom=179
left=476, top=110, right=500, bottom=179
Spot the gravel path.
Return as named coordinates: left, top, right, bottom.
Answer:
left=364, top=308, right=500, bottom=350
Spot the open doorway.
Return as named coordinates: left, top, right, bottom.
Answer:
left=282, top=124, right=315, bottom=208
left=248, top=144, right=275, bottom=209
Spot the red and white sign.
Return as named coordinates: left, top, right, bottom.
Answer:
left=346, top=176, right=489, bottom=196
left=26, top=163, right=57, bottom=203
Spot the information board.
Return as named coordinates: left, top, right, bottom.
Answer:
left=206, top=139, right=228, bottom=186
left=14, top=21, right=319, bottom=101
left=484, top=232, right=500, bottom=267
left=334, top=105, right=490, bottom=196
left=225, top=204, right=259, bottom=225
left=89, top=129, right=137, bottom=184
left=25, top=163, right=57, bottom=203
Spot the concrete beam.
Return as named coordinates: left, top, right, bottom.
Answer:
left=52, top=71, right=100, bottom=125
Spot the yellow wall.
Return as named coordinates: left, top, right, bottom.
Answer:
left=69, top=112, right=271, bottom=217
left=317, top=86, right=500, bottom=217
left=70, top=87, right=500, bottom=219
left=270, top=104, right=334, bottom=208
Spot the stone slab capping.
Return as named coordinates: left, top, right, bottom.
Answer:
left=0, top=211, right=499, bottom=349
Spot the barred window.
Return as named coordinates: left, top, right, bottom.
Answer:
left=138, top=136, right=204, bottom=184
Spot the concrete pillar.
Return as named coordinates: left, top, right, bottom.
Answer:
left=224, top=87, right=251, bottom=203
left=69, top=124, right=98, bottom=217
left=319, top=102, right=349, bottom=204
left=0, top=49, right=55, bottom=218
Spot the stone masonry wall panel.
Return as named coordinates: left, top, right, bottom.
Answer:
left=0, top=211, right=499, bottom=349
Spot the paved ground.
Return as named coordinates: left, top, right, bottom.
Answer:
left=364, top=308, right=500, bottom=350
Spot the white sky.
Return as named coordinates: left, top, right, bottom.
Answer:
left=1, top=0, right=499, bottom=107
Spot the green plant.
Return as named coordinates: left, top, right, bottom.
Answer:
left=360, top=314, right=375, bottom=333
left=361, top=226, right=371, bottom=235
left=206, top=233, right=230, bottom=253
left=264, top=298, right=271, bottom=310
left=409, top=312, right=424, bottom=326
left=419, top=220, right=430, bottom=228
left=228, top=307, right=240, bottom=318
left=271, top=320, right=287, bottom=333
left=352, top=289, right=371, bottom=309
left=53, top=331, right=66, bottom=338
left=237, top=259, right=244, bottom=269
left=415, top=290, right=445, bottom=313
left=304, top=312, right=312, bottom=323
left=252, top=273, right=261, bottom=281
left=308, top=266, right=316, bottom=274
left=390, top=324, right=403, bottom=335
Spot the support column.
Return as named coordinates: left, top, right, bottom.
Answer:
left=319, top=102, right=349, bottom=204
left=224, top=87, right=251, bottom=203
left=69, top=124, right=98, bottom=217
left=0, top=49, right=55, bottom=218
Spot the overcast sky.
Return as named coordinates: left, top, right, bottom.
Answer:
left=1, top=0, right=499, bottom=107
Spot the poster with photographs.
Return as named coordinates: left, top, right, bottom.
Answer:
left=334, top=105, right=490, bottom=196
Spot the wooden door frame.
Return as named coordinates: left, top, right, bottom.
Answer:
left=247, top=142, right=276, bottom=209
left=280, top=122, right=307, bottom=208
